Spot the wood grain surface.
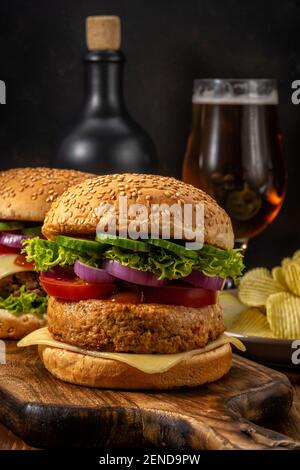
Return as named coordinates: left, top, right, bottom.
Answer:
left=267, top=369, right=300, bottom=441
left=0, top=342, right=299, bottom=450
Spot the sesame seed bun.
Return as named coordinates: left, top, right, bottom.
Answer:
left=0, top=309, right=46, bottom=339
left=0, top=167, right=96, bottom=222
left=38, top=343, right=232, bottom=390
left=43, top=173, right=234, bottom=250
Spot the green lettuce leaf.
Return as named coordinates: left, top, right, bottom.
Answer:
left=22, top=238, right=100, bottom=271
left=195, top=244, right=244, bottom=281
left=22, top=237, right=244, bottom=281
left=104, top=246, right=195, bottom=280
left=105, top=244, right=244, bottom=281
left=0, top=286, right=48, bottom=316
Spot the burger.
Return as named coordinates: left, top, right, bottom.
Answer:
left=0, top=167, right=95, bottom=339
left=19, top=174, right=244, bottom=389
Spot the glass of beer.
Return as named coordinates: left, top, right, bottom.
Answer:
left=182, top=79, right=286, bottom=249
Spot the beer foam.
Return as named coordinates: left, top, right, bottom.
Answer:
left=193, top=90, right=278, bottom=105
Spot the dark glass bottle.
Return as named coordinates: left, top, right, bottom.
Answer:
left=53, top=19, right=158, bottom=174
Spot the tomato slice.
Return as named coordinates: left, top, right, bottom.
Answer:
left=40, top=275, right=115, bottom=301
left=0, top=244, right=20, bottom=255
left=142, top=285, right=217, bottom=308
left=14, top=254, right=35, bottom=269
left=39, top=274, right=217, bottom=307
left=109, top=291, right=143, bottom=304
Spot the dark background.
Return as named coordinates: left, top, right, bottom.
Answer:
left=0, top=0, right=299, bottom=268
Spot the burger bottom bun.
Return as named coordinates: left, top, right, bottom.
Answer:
left=38, top=343, right=232, bottom=390
left=0, top=309, right=46, bottom=340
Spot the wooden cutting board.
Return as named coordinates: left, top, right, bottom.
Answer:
left=0, top=341, right=299, bottom=450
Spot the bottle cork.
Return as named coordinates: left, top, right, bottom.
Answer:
left=86, top=16, right=121, bottom=51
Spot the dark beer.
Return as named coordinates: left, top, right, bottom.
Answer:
left=182, top=80, right=286, bottom=242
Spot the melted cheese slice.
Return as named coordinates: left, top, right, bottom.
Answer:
left=18, top=327, right=245, bottom=374
left=0, top=254, right=31, bottom=279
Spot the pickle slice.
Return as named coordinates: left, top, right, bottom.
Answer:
left=95, top=233, right=149, bottom=252
left=55, top=235, right=106, bottom=255
left=147, top=238, right=198, bottom=259
left=0, top=221, right=24, bottom=231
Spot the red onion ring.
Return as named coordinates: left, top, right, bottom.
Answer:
left=104, top=260, right=165, bottom=287
left=74, top=260, right=115, bottom=284
left=0, top=232, right=33, bottom=249
left=183, top=270, right=224, bottom=290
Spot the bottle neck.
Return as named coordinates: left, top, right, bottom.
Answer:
left=83, top=50, right=126, bottom=117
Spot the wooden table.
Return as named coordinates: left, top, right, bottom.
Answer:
left=268, top=369, right=300, bottom=441
left=0, top=366, right=299, bottom=450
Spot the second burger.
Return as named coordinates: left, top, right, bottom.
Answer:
left=0, top=167, right=95, bottom=339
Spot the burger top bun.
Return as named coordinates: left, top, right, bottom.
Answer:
left=43, top=173, right=234, bottom=250
left=0, top=167, right=95, bottom=222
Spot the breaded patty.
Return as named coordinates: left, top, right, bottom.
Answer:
left=47, top=297, right=224, bottom=354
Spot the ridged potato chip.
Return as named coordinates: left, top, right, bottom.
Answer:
left=282, top=257, right=292, bottom=269
left=230, top=307, right=274, bottom=337
left=239, top=268, right=270, bottom=286
left=282, top=261, right=300, bottom=296
left=238, top=268, right=283, bottom=307
left=219, top=292, right=247, bottom=329
left=272, top=266, right=289, bottom=290
left=266, top=292, right=300, bottom=339
left=293, top=250, right=300, bottom=264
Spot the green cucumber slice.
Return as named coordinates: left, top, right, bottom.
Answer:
left=22, top=226, right=42, bottom=236
left=147, top=238, right=198, bottom=259
left=96, top=233, right=149, bottom=252
left=0, top=221, right=24, bottom=231
left=198, top=244, right=229, bottom=258
left=55, top=235, right=106, bottom=256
